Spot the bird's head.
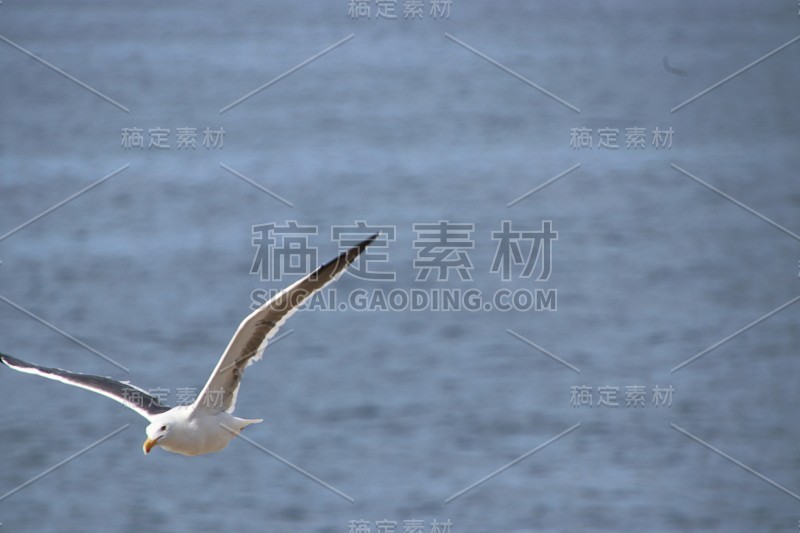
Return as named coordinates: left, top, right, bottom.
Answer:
left=143, top=420, right=171, bottom=455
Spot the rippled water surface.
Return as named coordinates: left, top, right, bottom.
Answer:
left=1, top=1, right=799, bottom=531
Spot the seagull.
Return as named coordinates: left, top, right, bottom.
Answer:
left=0, top=234, right=378, bottom=456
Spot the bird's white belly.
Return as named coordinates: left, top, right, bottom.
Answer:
left=160, top=411, right=240, bottom=456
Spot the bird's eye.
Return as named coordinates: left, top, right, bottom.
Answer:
left=160, top=425, right=167, bottom=431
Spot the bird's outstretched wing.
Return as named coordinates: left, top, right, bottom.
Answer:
left=192, top=233, right=378, bottom=414
left=0, top=353, right=171, bottom=420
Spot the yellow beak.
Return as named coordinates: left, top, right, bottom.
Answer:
left=143, top=437, right=159, bottom=455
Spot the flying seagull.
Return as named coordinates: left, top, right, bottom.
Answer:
left=0, top=233, right=378, bottom=456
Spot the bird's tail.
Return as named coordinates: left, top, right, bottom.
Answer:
left=236, top=417, right=263, bottom=430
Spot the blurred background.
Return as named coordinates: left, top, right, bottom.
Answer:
left=1, top=1, right=799, bottom=531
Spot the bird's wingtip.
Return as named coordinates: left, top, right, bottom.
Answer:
left=362, top=232, right=380, bottom=247
left=0, top=353, right=23, bottom=370
left=351, top=232, right=380, bottom=255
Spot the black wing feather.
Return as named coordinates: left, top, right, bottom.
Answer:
left=0, top=353, right=170, bottom=418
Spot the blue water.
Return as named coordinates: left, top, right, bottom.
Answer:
left=1, top=1, right=799, bottom=531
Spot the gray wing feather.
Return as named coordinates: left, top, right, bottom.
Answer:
left=0, top=353, right=170, bottom=420
left=192, top=233, right=378, bottom=414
